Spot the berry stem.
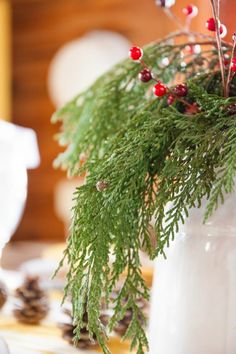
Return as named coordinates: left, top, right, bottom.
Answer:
left=175, top=97, right=193, bottom=108
left=210, top=0, right=227, bottom=96
left=184, top=16, right=192, bottom=32
left=140, top=60, right=149, bottom=69
left=180, top=40, right=219, bottom=47
left=156, top=30, right=232, bottom=49
left=168, top=89, right=193, bottom=108
left=217, top=0, right=220, bottom=17
left=226, top=41, right=236, bottom=97
left=163, top=8, right=184, bottom=31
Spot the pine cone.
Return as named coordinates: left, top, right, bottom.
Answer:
left=113, top=308, right=133, bottom=337
left=59, top=307, right=109, bottom=350
left=0, top=280, right=7, bottom=309
left=112, top=293, right=149, bottom=337
left=13, top=276, right=49, bottom=325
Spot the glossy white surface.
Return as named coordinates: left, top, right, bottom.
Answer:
left=0, top=121, right=39, bottom=256
left=149, top=191, right=236, bottom=354
left=0, top=337, right=9, bottom=354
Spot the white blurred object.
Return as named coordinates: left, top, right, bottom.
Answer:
left=48, top=30, right=131, bottom=107
left=54, top=177, right=84, bottom=234
left=0, top=337, right=9, bottom=354
left=0, top=120, right=40, bottom=258
left=155, top=0, right=175, bottom=8
left=149, top=190, right=236, bottom=354
left=20, top=258, right=64, bottom=289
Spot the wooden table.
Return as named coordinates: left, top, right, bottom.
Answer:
left=0, top=243, right=153, bottom=353
left=0, top=288, right=132, bottom=354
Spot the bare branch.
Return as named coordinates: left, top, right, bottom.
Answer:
left=210, top=0, right=227, bottom=96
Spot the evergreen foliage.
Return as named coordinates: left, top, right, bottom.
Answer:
left=53, top=33, right=236, bottom=353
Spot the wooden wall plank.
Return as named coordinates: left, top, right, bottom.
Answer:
left=0, top=0, right=11, bottom=120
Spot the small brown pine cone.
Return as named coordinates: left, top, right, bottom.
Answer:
left=13, top=276, right=49, bottom=325
left=96, top=180, right=108, bottom=192
left=59, top=306, right=109, bottom=350
left=112, top=292, right=149, bottom=338
left=13, top=308, right=48, bottom=325
left=113, top=309, right=133, bottom=337
left=0, top=280, right=7, bottom=309
left=58, top=322, right=75, bottom=345
left=59, top=321, right=97, bottom=350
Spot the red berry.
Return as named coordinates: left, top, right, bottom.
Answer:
left=206, top=18, right=223, bottom=34
left=231, top=58, right=236, bottom=72
left=220, top=24, right=227, bottom=38
left=138, top=69, right=153, bottom=83
left=129, top=46, right=143, bottom=61
left=183, top=4, right=198, bottom=17
left=224, top=55, right=230, bottom=67
left=183, top=5, right=193, bottom=15
left=206, top=18, right=216, bottom=31
left=167, top=94, right=175, bottom=105
left=153, top=83, right=167, bottom=97
left=226, top=103, right=236, bottom=115
left=173, top=84, right=188, bottom=97
left=224, top=59, right=230, bottom=67
left=156, top=0, right=166, bottom=6
left=185, top=102, right=200, bottom=115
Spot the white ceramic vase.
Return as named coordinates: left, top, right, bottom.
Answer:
left=149, top=190, right=236, bottom=354
left=0, top=121, right=40, bottom=258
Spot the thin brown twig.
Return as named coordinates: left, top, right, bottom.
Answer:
left=210, top=0, right=227, bottom=96
left=140, top=60, right=149, bottom=69
left=217, top=0, right=220, bottom=17
left=176, top=40, right=225, bottom=47
left=164, top=8, right=184, bottom=31
left=167, top=88, right=194, bottom=108
left=184, top=16, right=192, bottom=32
left=156, top=30, right=232, bottom=48
left=226, top=41, right=236, bottom=97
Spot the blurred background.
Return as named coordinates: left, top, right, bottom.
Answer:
left=0, top=1, right=236, bottom=353
left=0, top=0, right=234, bottom=265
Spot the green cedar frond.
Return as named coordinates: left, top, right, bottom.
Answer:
left=53, top=38, right=220, bottom=176
left=53, top=36, right=236, bottom=353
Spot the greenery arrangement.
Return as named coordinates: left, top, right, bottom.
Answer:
left=53, top=1, right=236, bottom=353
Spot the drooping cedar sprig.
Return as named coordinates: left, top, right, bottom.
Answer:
left=54, top=76, right=236, bottom=354
left=53, top=2, right=236, bottom=354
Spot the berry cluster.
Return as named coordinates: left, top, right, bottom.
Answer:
left=155, top=1, right=228, bottom=39
left=129, top=45, right=190, bottom=107
left=129, top=4, right=202, bottom=104
left=206, top=18, right=227, bottom=38
left=130, top=2, right=236, bottom=101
